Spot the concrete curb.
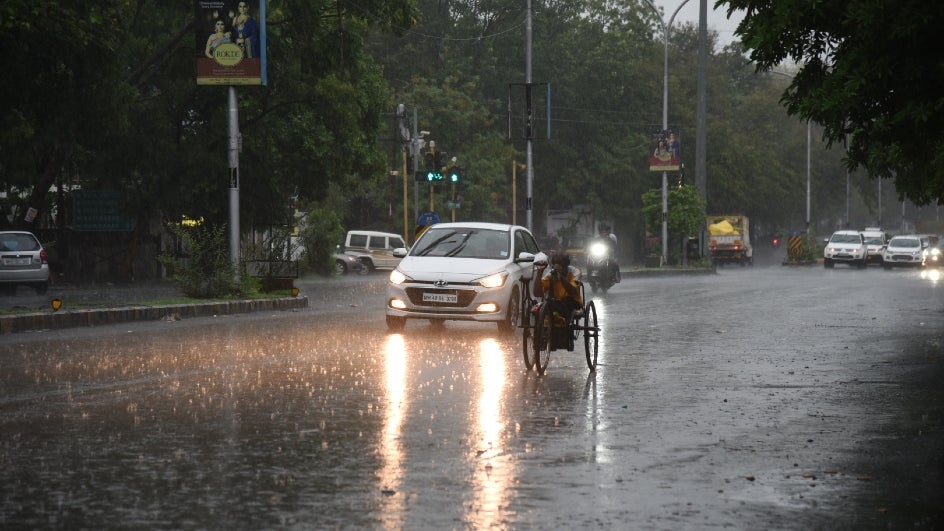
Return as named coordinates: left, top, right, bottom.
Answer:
left=0, top=297, right=309, bottom=335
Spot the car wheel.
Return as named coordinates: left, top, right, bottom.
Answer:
left=386, top=315, right=406, bottom=332
left=334, top=260, right=348, bottom=276
left=34, top=282, right=49, bottom=295
left=824, top=259, right=834, bottom=268
left=359, top=258, right=373, bottom=275
left=497, top=285, right=520, bottom=334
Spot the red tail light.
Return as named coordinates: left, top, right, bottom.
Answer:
left=39, top=249, right=48, bottom=264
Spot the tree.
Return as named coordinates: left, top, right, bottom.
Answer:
left=641, top=184, right=706, bottom=263
left=719, top=0, right=944, bottom=205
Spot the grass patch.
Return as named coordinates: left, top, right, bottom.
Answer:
left=0, top=290, right=297, bottom=316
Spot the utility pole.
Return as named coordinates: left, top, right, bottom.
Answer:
left=228, top=87, right=240, bottom=272
left=645, top=0, right=692, bottom=266
left=525, top=0, right=534, bottom=232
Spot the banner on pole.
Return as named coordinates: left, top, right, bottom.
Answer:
left=196, top=1, right=267, bottom=86
left=648, top=128, right=681, bottom=171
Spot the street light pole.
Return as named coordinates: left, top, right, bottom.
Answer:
left=645, top=0, right=691, bottom=266
left=769, top=70, right=812, bottom=232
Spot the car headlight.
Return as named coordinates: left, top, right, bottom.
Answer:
left=389, top=269, right=409, bottom=284
left=478, top=272, right=507, bottom=288
left=932, top=248, right=941, bottom=257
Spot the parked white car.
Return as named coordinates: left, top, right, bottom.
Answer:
left=385, top=222, right=546, bottom=333
left=882, top=235, right=925, bottom=269
left=0, top=231, right=50, bottom=295
left=823, top=230, right=867, bottom=269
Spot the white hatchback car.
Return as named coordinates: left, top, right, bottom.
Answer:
left=882, top=235, right=925, bottom=269
left=823, top=230, right=867, bottom=268
left=385, top=222, right=547, bottom=333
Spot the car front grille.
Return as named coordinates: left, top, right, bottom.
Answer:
left=405, top=287, right=477, bottom=307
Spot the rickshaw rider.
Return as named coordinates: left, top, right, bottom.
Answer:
left=533, top=251, right=584, bottom=323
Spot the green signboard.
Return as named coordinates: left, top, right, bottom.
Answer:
left=70, top=191, right=135, bottom=232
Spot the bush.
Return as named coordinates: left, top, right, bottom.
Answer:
left=298, top=207, right=345, bottom=276
left=159, top=224, right=249, bottom=298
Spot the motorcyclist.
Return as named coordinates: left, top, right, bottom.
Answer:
left=589, top=224, right=620, bottom=283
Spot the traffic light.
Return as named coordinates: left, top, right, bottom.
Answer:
left=434, top=150, right=447, bottom=172
left=424, top=151, right=436, bottom=171
left=448, top=166, right=461, bottom=183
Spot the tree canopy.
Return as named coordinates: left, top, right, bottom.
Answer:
left=720, top=0, right=944, bottom=206
left=2, top=0, right=937, bottom=277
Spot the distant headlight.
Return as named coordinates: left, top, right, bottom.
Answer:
left=932, top=248, right=941, bottom=257
left=389, top=269, right=409, bottom=284
left=478, top=272, right=507, bottom=288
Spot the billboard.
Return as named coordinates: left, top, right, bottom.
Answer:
left=649, top=129, right=681, bottom=171
left=196, top=1, right=267, bottom=85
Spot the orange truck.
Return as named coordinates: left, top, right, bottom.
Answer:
left=707, top=215, right=753, bottom=266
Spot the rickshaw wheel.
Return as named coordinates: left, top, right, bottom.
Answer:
left=583, top=301, right=599, bottom=371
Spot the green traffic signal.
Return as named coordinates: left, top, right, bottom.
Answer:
left=426, top=171, right=444, bottom=182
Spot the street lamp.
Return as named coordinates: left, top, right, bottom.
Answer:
left=769, top=70, right=812, bottom=232
left=644, top=0, right=691, bottom=266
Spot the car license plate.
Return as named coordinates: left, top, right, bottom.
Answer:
left=423, top=292, right=458, bottom=304
left=3, top=257, right=30, bottom=266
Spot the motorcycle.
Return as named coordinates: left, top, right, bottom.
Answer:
left=585, top=239, right=619, bottom=294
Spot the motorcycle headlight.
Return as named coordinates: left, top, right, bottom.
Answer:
left=589, top=242, right=607, bottom=258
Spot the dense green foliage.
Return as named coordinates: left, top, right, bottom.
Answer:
left=158, top=224, right=245, bottom=298
left=2, top=0, right=939, bottom=276
left=641, top=184, right=707, bottom=259
left=719, top=0, right=944, bottom=206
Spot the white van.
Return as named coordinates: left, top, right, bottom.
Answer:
left=859, top=227, right=888, bottom=265
left=343, top=230, right=406, bottom=272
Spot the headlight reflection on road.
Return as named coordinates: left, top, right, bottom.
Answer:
left=468, top=337, right=513, bottom=528
left=378, top=334, right=407, bottom=528
left=920, top=268, right=941, bottom=283
left=584, top=298, right=610, bottom=463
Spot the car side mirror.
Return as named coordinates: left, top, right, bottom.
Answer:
left=393, top=247, right=408, bottom=258
left=515, top=252, right=535, bottom=263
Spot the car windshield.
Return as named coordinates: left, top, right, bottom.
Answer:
left=411, top=228, right=509, bottom=259
left=890, top=238, right=919, bottom=248
left=830, top=234, right=861, bottom=244
left=863, top=236, right=884, bottom=245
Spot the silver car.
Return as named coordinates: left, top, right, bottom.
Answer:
left=385, top=222, right=546, bottom=333
left=0, top=231, right=51, bottom=295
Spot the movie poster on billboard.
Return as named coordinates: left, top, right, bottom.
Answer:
left=196, top=1, right=267, bottom=85
left=649, top=129, right=681, bottom=171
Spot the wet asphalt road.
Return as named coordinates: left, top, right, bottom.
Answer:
left=1, top=258, right=943, bottom=529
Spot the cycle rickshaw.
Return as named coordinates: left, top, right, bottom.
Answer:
left=518, top=268, right=600, bottom=375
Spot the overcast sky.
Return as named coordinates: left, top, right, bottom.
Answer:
left=650, top=0, right=744, bottom=47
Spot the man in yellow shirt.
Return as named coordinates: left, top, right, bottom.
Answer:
left=534, top=251, right=583, bottom=319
